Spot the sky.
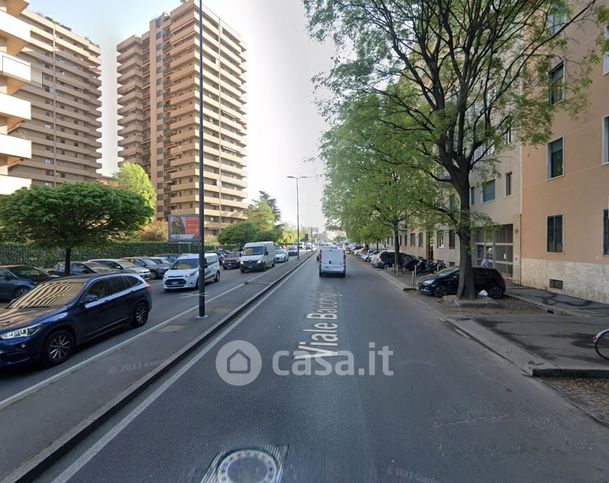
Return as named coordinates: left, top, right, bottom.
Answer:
left=28, top=0, right=335, bottom=230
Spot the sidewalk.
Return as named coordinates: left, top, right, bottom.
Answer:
left=506, top=283, right=609, bottom=318
left=365, top=259, right=609, bottom=377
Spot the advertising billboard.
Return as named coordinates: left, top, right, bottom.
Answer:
left=168, top=215, right=200, bottom=241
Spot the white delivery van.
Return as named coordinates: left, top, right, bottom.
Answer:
left=319, top=247, right=346, bottom=277
left=162, top=253, right=220, bottom=291
left=240, top=241, right=275, bottom=272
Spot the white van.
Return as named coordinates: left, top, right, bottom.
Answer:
left=162, top=253, right=220, bottom=291
left=240, top=241, right=275, bottom=272
left=319, top=247, right=346, bottom=277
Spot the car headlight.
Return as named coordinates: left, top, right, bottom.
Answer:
left=256, top=260, right=262, bottom=264
left=422, top=280, right=434, bottom=285
left=187, top=270, right=198, bottom=277
left=0, top=325, right=41, bottom=340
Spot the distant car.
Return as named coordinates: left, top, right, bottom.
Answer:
left=1, top=265, right=57, bottom=285
left=0, top=273, right=152, bottom=368
left=162, top=253, right=220, bottom=290
left=417, top=266, right=506, bottom=299
left=216, top=250, right=228, bottom=265
left=155, top=253, right=179, bottom=263
left=121, top=257, right=169, bottom=280
left=88, top=259, right=151, bottom=280
left=50, top=261, right=116, bottom=277
left=0, top=267, right=39, bottom=300
left=287, top=246, right=298, bottom=256
left=274, top=248, right=289, bottom=263
left=222, top=252, right=241, bottom=270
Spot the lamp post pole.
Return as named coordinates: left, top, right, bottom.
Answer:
left=287, top=176, right=308, bottom=260
left=198, top=0, right=206, bottom=317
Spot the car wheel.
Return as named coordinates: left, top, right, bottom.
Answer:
left=214, top=271, right=220, bottom=283
left=433, top=285, right=447, bottom=298
left=131, top=301, right=149, bottom=328
left=240, top=268, right=245, bottom=273
left=262, top=262, right=267, bottom=271
left=149, top=271, right=157, bottom=280
left=488, top=286, right=504, bottom=299
left=195, top=277, right=200, bottom=289
left=42, top=329, right=74, bottom=366
left=223, top=266, right=227, bottom=270
left=13, top=286, right=30, bottom=299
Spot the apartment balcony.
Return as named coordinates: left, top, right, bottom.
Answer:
left=118, top=123, right=144, bottom=139
left=0, top=92, right=30, bottom=131
left=6, top=0, right=28, bottom=16
left=0, top=133, right=31, bottom=163
left=118, top=89, right=144, bottom=106
left=0, top=172, right=30, bottom=195
left=118, top=78, right=142, bottom=95
left=0, top=52, right=30, bottom=94
left=0, top=10, right=30, bottom=56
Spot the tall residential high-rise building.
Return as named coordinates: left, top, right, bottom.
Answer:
left=8, top=10, right=101, bottom=186
left=0, top=0, right=32, bottom=194
left=117, top=0, right=248, bottom=234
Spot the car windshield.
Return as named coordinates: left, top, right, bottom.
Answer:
left=8, top=280, right=86, bottom=309
left=171, top=259, right=198, bottom=270
left=119, top=260, right=137, bottom=268
left=436, top=266, right=460, bottom=277
left=225, top=253, right=240, bottom=258
left=149, top=258, right=167, bottom=264
left=243, top=246, right=263, bottom=256
left=10, top=266, right=49, bottom=278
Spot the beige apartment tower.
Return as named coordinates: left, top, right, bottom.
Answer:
left=0, top=0, right=31, bottom=193
left=117, top=0, right=248, bottom=234
left=7, top=10, right=102, bottom=185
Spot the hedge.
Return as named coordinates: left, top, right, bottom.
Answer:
left=0, top=241, right=221, bottom=269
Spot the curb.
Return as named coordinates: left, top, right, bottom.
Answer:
left=5, top=254, right=314, bottom=483
left=505, top=293, right=597, bottom=318
left=531, top=367, right=609, bottom=378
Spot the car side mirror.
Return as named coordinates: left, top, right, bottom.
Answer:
left=264, top=249, right=268, bottom=255
left=82, top=294, right=99, bottom=305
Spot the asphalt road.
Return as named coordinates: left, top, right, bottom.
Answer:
left=0, top=258, right=297, bottom=405
left=40, top=256, right=609, bottom=482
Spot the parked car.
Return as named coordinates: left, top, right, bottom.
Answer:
left=0, top=267, right=38, bottom=301
left=275, top=248, right=289, bottom=263
left=216, top=250, right=228, bottom=265
left=155, top=253, right=180, bottom=264
left=287, top=245, right=298, bottom=256
left=1, top=265, right=57, bottom=285
left=319, top=247, right=346, bottom=277
left=222, top=252, right=241, bottom=270
left=88, top=259, right=151, bottom=280
left=240, top=241, right=275, bottom=272
left=121, top=257, right=169, bottom=280
left=417, top=266, right=506, bottom=299
left=50, top=261, right=117, bottom=277
left=148, top=257, right=172, bottom=266
left=162, top=253, right=220, bottom=291
left=0, top=273, right=152, bottom=368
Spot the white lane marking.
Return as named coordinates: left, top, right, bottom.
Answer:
left=51, top=256, right=311, bottom=483
left=0, top=282, right=256, bottom=412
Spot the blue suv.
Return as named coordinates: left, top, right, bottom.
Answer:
left=0, top=273, right=152, bottom=368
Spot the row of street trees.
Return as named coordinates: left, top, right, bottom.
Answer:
left=304, top=0, right=607, bottom=298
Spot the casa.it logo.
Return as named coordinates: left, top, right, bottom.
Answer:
left=215, top=340, right=262, bottom=386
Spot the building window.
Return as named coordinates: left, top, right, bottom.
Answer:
left=549, top=62, right=564, bottom=104
left=505, top=172, right=512, bottom=196
left=503, top=125, right=512, bottom=144
left=603, top=117, right=609, bottom=164
left=547, top=215, right=564, bottom=253
left=448, top=230, right=456, bottom=249
left=449, top=193, right=456, bottom=210
left=418, top=233, right=423, bottom=247
left=604, top=209, right=609, bottom=255
left=548, top=2, right=567, bottom=36
left=437, top=230, right=445, bottom=248
left=604, top=26, right=609, bottom=75
left=410, top=233, right=415, bottom=246
left=548, top=138, right=564, bottom=178
left=482, top=179, right=496, bottom=202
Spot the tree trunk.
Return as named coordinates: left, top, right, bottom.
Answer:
left=64, top=247, right=72, bottom=276
left=393, top=227, right=400, bottom=275
left=456, top=184, right=476, bottom=299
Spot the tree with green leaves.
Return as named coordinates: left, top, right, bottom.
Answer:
left=304, top=0, right=606, bottom=298
left=115, top=162, right=156, bottom=220
left=247, top=198, right=277, bottom=232
left=321, top=94, right=446, bottom=271
left=256, top=191, right=281, bottom=221
left=0, top=183, right=154, bottom=275
left=217, top=221, right=260, bottom=247
left=139, top=220, right=168, bottom=241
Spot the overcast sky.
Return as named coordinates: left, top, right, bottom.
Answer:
left=28, top=0, right=333, bottom=230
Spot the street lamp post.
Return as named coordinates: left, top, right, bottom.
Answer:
left=287, top=176, right=308, bottom=260
left=197, top=0, right=206, bottom=318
